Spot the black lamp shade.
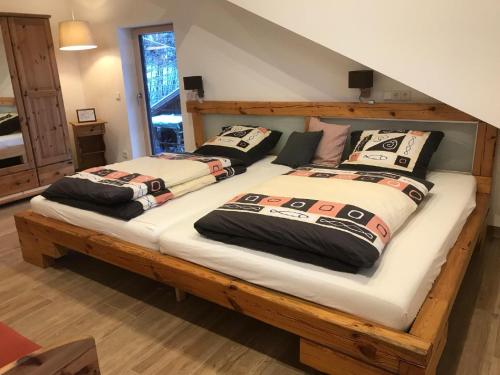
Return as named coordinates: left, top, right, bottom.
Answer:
left=348, top=70, right=373, bottom=89
left=183, top=76, right=204, bottom=98
left=183, top=76, right=203, bottom=91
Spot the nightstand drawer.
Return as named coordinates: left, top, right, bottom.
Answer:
left=71, top=121, right=107, bottom=170
left=74, top=123, right=105, bottom=137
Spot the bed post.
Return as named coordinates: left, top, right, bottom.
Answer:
left=15, top=212, right=67, bottom=268
left=406, top=121, right=496, bottom=375
left=191, top=112, right=204, bottom=148
left=472, top=122, right=497, bottom=194
left=304, top=116, right=312, bottom=131
left=174, top=288, right=187, bottom=302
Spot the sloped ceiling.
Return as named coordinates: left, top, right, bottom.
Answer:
left=227, top=0, right=500, bottom=128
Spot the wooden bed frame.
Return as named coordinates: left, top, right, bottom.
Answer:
left=15, top=101, right=497, bottom=374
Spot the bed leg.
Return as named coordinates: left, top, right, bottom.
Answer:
left=16, top=223, right=66, bottom=268
left=175, top=288, right=187, bottom=302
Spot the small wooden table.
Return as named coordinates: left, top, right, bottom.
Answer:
left=71, top=121, right=106, bottom=170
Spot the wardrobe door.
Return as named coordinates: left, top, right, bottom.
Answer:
left=0, top=17, right=36, bottom=177
left=0, top=17, right=39, bottom=198
left=8, top=16, right=72, bottom=167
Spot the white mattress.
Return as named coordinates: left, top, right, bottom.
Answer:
left=0, top=132, right=25, bottom=158
left=158, top=171, right=476, bottom=330
left=31, top=156, right=291, bottom=250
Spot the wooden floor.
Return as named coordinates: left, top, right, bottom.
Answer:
left=0, top=200, right=498, bottom=374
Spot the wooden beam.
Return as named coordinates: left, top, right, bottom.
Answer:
left=472, top=123, right=487, bottom=176
left=474, top=176, right=492, bottom=194
left=480, top=124, right=498, bottom=177
left=300, top=339, right=392, bottom=375
left=191, top=112, right=205, bottom=148
left=304, top=116, right=312, bottom=131
left=0, top=12, right=50, bottom=18
left=0, top=97, right=15, bottom=106
left=186, top=101, right=478, bottom=123
left=410, top=193, right=489, bottom=345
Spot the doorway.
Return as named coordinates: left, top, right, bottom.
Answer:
left=133, top=25, right=183, bottom=155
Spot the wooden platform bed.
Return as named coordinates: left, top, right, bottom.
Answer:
left=15, top=101, right=497, bottom=375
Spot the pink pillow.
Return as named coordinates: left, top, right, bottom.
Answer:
left=308, top=117, right=350, bottom=166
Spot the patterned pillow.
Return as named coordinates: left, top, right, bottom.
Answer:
left=195, top=125, right=282, bottom=166
left=339, top=129, right=444, bottom=178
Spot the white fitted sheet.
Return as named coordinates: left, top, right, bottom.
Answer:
left=158, top=171, right=476, bottom=330
left=31, top=156, right=291, bottom=250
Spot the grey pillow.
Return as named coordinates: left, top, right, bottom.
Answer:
left=272, top=131, right=323, bottom=168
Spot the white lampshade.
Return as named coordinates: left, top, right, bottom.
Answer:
left=59, top=20, right=97, bottom=51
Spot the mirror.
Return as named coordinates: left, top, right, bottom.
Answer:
left=0, top=23, right=28, bottom=169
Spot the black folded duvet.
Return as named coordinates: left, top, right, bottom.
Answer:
left=195, top=166, right=433, bottom=273
left=43, top=152, right=246, bottom=220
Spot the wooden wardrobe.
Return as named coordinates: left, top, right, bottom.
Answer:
left=0, top=13, right=73, bottom=204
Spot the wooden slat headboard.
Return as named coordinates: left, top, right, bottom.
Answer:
left=187, top=100, right=497, bottom=193
left=0, top=97, right=15, bottom=106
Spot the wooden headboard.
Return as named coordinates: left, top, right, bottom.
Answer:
left=187, top=100, right=497, bottom=194
left=0, top=97, right=15, bottom=106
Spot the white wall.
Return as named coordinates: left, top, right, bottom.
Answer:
left=70, top=0, right=433, bottom=161
left=228, top=0, right=500, bottom=129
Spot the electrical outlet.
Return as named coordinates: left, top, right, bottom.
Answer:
left=122, top=150, right=129, bottom=160
left=384, top=90, right=401, bottom=101
left=400, top=90, right=411, bottom=101
left=384, top=90, right=411, bottom=102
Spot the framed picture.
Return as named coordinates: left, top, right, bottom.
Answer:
left=76, top=108, right=97, bottom=123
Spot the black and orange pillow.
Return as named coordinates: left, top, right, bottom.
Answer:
left=0, top=113, right=20, bottom=135
left=195, top=125, right=281, bottom=166
left=339, top=129, right=444, bottom=179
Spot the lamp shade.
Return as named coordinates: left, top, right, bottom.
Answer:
left=59, top=20, right=97, bottom=51
left=348, top=70, right=373, bottom=89
left=183, top=76, right=205, bottom=98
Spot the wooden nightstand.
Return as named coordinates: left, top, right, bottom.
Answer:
left=71, top=121, right=107, bottom=170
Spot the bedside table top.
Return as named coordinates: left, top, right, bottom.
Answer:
left=70, top=120, right=106, bottom=127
